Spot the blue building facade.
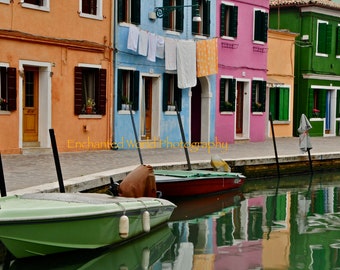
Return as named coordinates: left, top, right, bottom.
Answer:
left=114, top=0, right=218, bottom=150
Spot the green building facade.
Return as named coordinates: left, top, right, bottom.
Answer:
left=270, top=0, right=340, bottom=137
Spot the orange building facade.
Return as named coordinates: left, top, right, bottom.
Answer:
left=0, top=0, right=113, bottom=154
left=267, top=29, right=297, bottom=137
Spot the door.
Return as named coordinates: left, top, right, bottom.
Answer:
left=23, top=67, right=39, bottom=142
left=236, top=82, right=244, bottom=134
left=191, top=80, right=202, bottom=143
left=142, top=77, right=152, bottom=140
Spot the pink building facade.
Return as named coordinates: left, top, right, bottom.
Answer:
left=215, top=0, right=269, bottom=143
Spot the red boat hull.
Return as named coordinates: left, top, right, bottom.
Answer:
left=155, top=175, right=245, bottom=198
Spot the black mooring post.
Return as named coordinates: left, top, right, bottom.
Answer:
left=0, top=153, right=7, bottom=197
left=49, top=129, right=65, bottom=193
left=129, top=107, right=143, bottom=165
left=269, top=113, right=280, bottom=178
left=307, top=148, right=313, bottom=174
left=175, top=102, right=192, bottom=171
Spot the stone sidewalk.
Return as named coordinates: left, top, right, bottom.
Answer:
left=1, top=136, right=340, bottom=195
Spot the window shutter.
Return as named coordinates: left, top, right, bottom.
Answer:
left=203, top=0, right=210, bottom=36
left=326, top=24, right=332, bottom=54
left=230, top=6, right=238, bottom=38
left=229, top=79, right=236, bottom=111
left=269, top=88, right=277, bottom=120
left=162, top=73, right=170, bottom=111
left=132, top=70, right=140, bottom=111
left=74, top=67, right=83, bottom=115
left=254, top=10, right=262, bottom=41
left=117, top=69, right=123, bottom=110
left=7, top=67, right=17, bottom=111
left=219, top=78, right=226, bottom=111
left=117, top=0, right=125, bottom=23
left=318, top=23, right=327, bottom=54
left=251, top=80, right=257, bottom=112
left=174, top=75, right=182, bottom=111
left=319, top=90, right=326, bottom=118
left=131, top=0, right=141, bottom=25
left=337, top=90, right=340, bottom=117
left=336, top=27, right=340, bottom=55
left=0, top=67, right=6, bottom=101
left=98, top=69, right=106, bottom=115
left=279, top=88, right=289, bottom=121
left=259, top=81, right=266, bottom=112
left=308, top=89, right=315, bottom=118
left=220, top=4, right=226, bottom=36
left=176, top=0, right=184, bottom=32
left=262, top=12, right=268, bottom=42
left=162, top=0, right=171, bottom=29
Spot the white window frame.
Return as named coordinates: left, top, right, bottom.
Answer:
left=316, top=19, right=329, bottom=57
left=79, top=0, right=103, bottom=20
left=20, top=0, right=50, bottom=12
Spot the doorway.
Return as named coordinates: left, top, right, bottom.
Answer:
left=236, top=81, right=244, bottom=134
left=23, top=67, right=39, bottom=143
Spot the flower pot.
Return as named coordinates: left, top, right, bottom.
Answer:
left=86, top=106, right=93, bottom=114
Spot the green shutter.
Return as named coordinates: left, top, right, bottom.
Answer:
left=162, top=0, right=171, bottom=29
left=319, top=90, right=326, bottom=118
left=220, top=79, right=226, bottom=111
left=230, top=6, right=238, bottom=38
left=163, top=73, right=170, bottom=112
left=259, top=81, right=266, bottom=112
left=337, top=90, right=340, bottom=117
left=279, top=88, right=289, bottom=121
left=336, top=27, right=340, bottom=55
left=318, top=23, right=327, bottom=54
left=132, top=70, right=140, bottom=111
left=74, top=67, right=83, bottom=115
left=262, top=12, right=268, bottom=42
left=229, top=79, right=236, bottom=111
left=254, top=10, right=262, bottom=41
left=220, top=4, right=226, bottom=36
left=7, top=67, right=16, bottom=111
left=192, top=3, right=199, bottom=34
left=251, top=80, right=257, bottom=112
left=117, top=0, right=125, bottom=23
left=203, top=0, right=210, bottom=36
left=117, top=69, right=123, bottom=110
left=308, top=89, right=315, bottom=118
left=269, top=88, right=277, bottom=120
left=176, top=0, right=184, bottom=32
left=326, top=24, right=332, bottom=54
left=131, top=0, right=140, bottom=25
left=174, top=75, right=182, bottom=111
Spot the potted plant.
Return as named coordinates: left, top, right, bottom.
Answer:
left=86, top=97, right=95, bottom=114
left=121, top=96, right=129, bottom=110
left=167, top=102, right=175, bottom=111
left=0, top=97, right=7, bottom=110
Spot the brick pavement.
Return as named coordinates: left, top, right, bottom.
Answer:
left=1, top=136, right=340, bottom=194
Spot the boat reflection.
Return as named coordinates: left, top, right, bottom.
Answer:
left=6, top=225, right=175, bottom=270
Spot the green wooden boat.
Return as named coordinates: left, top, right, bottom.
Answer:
left=0, top=193, right=176, bottom=258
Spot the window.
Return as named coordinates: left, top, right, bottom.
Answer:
left=269, top=87, right=289, bottom=121
left=162, top=0, right=184, bottom=32
left=117, top=0, right=140, bottom=25
left=192, top=0, right=210, bottom=36
left=251, top=80, right=266, bottom=112
left=21, top=0, right=49, bottom=11
left=310, top=89, right=326, bottom=118
left=74, top=66, right=106, bottom=115
left=220, top=3, right=238, bottom=38
left=117, top=69, right=140, bottom=111
left=163, top=73, right=182, bottom=111
left=253, top=9, right=268, bottom=43
left=79, top=0, right=102, bottom=19
left=336, top=90, right=340, bottom=118
left=0, top=67, right=16, bottom=111
left=219, top=78, right=235, bottom=112
left=317, top=20, right=332, bottom=56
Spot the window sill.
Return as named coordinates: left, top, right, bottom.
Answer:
left=272, top=120, right=290, bottom=124
left=118, top=110, right=134, bottom=115
left=164, top=30, right=180, bottom=36
left=20, top=3, right=50, bottom=12
left=0, top=110, right=10, bottom=115
left=165, top=111, right=176, bottom=115
left=220, top=111, right=233, bottom=115
left=252, top=112, right=263, bottom=115
left=78, top=114, right=102, bottom=119
left=79, top=12, right=103, bottom=21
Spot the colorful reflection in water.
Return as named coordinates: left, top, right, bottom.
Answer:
left=1, top=172, right=339, bottom=269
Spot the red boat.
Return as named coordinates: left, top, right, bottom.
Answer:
left=154, top=169, right=245, bottom=198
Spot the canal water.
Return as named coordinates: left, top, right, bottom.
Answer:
left=1, top=171, right=339, bottom=269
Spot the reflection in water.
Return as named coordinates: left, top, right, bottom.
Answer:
left=0, top=171, right=339, bottom=269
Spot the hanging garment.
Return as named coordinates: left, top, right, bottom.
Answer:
left=177, top=40, right=197, bottom=89
left=138, top=30, right=148, bottom=56
left=156, top=36, right=165, bottom=59
left=147, top=32, right=157, bottom=62
left=196, top=38, right=218, bottom=77
left=127, top=25, right=139, bottom=52
left=165, top=37, right=177, bottom=70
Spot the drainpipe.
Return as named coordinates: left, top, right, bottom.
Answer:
left=111, top=0, right=118, bottom=150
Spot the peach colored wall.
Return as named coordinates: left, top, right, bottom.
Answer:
left=267, top=30, right=297, bottom=137
left=0, top=1, right=113, bottom=154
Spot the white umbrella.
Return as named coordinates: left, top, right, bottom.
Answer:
left=298, top=114, right=312, bottom=153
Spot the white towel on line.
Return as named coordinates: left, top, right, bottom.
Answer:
left=165, top=37, right=177, bottom=70
left=138, top=30, right=148, bottom=56
left=147, top=32, right=157, bottom=62
left=156, top=36, right=165, bottom=59
left=127, top=25, right=139, bottom=52
left=177, top=40, right=197, bottom=89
